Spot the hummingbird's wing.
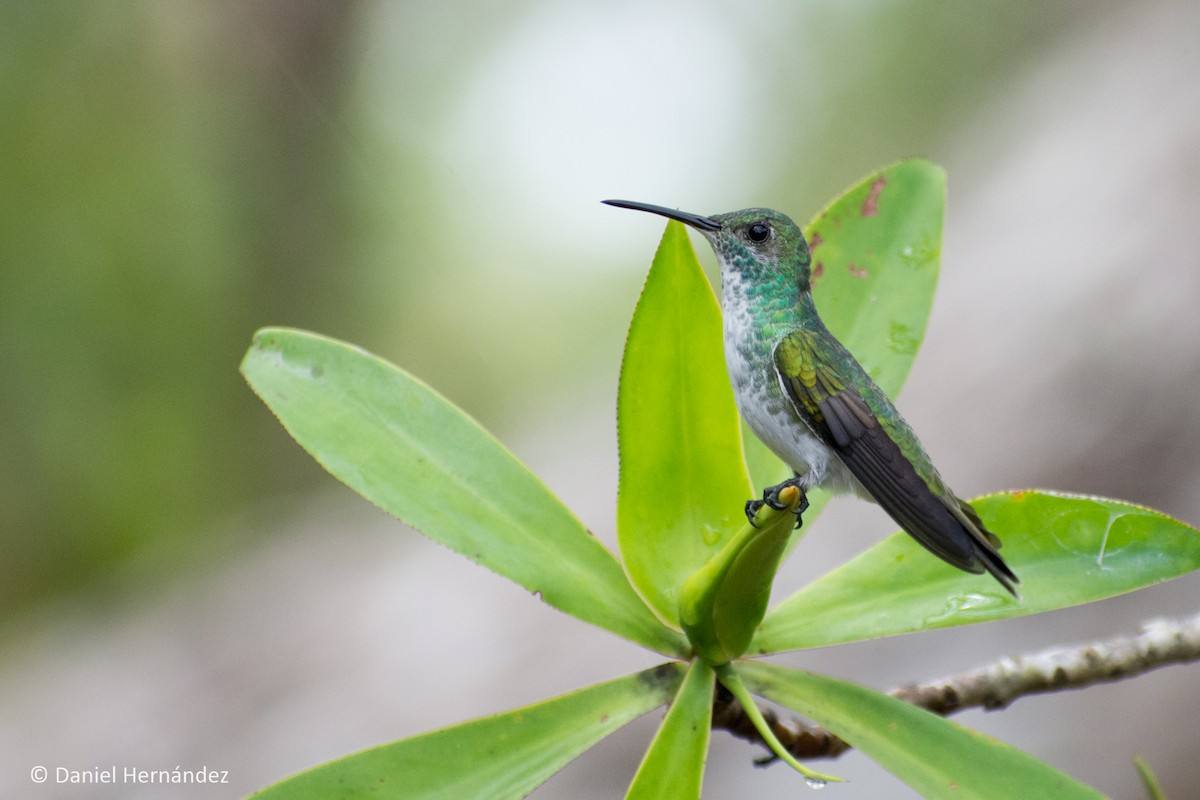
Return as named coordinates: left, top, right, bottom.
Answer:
left=773, top=332, right=1017, bottom=595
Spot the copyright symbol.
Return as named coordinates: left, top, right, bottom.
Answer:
left=31, top=766, right=47, bottom=783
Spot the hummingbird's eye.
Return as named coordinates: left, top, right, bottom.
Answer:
left=746, top=222, right=771, bottom=243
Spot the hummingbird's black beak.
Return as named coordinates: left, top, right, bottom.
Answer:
left=602, top=199, right=722, bottom=232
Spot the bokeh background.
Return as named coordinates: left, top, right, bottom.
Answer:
left=2, top=1, right=1199, bottom=797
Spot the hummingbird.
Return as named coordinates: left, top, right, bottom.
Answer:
left=603, top=199, right=1018, bottom=596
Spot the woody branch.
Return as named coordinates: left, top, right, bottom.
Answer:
left=714, top=609, right=1200, bottom=762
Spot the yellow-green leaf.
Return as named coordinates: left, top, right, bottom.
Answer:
left=740, top=661, right=1105, bottom=799
left=617, top=222, right=754, bottom=627
left=624, top=660, right=714, bottom=800
left=250, top=664, right=686, bottom=800
left=241, top=328, right=686, bottom=656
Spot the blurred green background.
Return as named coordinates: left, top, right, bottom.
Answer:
left=0, top=0, right=1099, bottom=619
left=2, top=2, right=1198, bottom=798
left=1, top=2, right=370, bottom=612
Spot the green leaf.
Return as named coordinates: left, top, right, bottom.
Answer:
left=809, top=158, right=945, bottom=393
left=715, top=662, right=843, bottom=786
left=241, top=328, right=686, bottom=656
left=617, top=221, right=754, bottom=627
left=249, top=663, right=686, bottom=800
left=738, top=661, right=1105, bottom=800
left=743, top=159, right=946, bottom=528
left=624, top=660, right=714, bottom=800
left=754, top=491, right=1200, bottom=652
left=1134, top=756, right=1166, bottom=800
left=680, top=490, right=805, bottom=666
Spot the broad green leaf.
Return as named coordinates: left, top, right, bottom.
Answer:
left=625, top=659, right=714, bottom=800
left=242, top=328, right=686, bottom=656
left=250, top=663, right=686, bottom=800
left=809, top=158, right=944, bottom=393
left=739, top=661, right=1104, bottom=799
left=754, top=491, right=1200, bottom=652
left=743, top=159, right=946, bottom=532
left=617, top=222, right=754, bottom=627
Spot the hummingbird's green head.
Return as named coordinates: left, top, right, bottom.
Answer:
left=706, top=208, right=812, bottom=285
left=603, top=200, right=813, bottom=288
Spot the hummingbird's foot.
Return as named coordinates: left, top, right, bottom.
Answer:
left=744, top=478, right=810, bottom=529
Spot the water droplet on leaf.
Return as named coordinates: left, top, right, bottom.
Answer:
left=924, top=592, right=1007, bottom=625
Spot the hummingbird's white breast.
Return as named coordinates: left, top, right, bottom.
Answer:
left=720, top=273, right=865, bottom=497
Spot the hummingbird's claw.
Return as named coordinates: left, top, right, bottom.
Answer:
left=746, top=479, right=809, bottom=529
left=744, top=499, right=763, bottom=528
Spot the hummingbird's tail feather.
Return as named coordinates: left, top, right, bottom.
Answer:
left=973, top=540, right=1020, bottom=597
left=901, top=493, right=1019, bottom=597
left=952, top=497, right=1020, bottom=596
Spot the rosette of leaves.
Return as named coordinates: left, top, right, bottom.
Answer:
left=241, top=160, right=1200, bottom=799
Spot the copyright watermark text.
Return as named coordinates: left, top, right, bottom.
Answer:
left=30, top=765, right=229, bottom=786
